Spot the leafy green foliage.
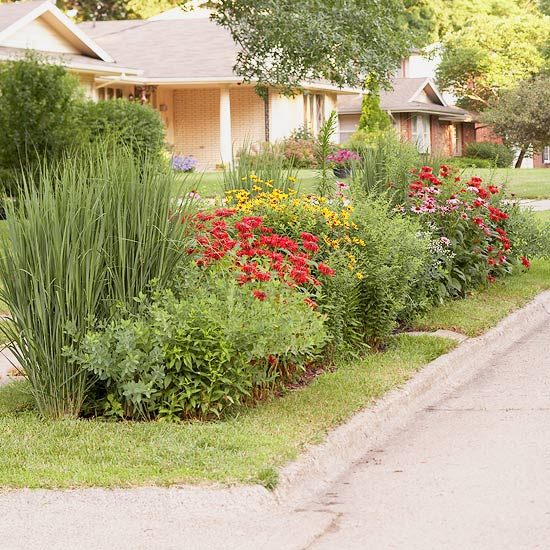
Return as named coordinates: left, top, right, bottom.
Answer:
left=502, top=205, right=550, bottom=259
left=55, top=0, right=132, bottom=20
left=209, top=0, right=411, bottom=94
left=482, top=75, right=550, bottom=165
left=0, top=145, right=192, bottom=419
left=349, top=131, right=420, bottom=202
left=437, top=13, right=550, bottom=110
left=80, top=99, right=166, bottom=160
left=76, top=281, right=327, bottom=421
left=0, top=53, right=83, bottom=174
left=349, top=199, right=431, bottom=344
left=357, top=87, right=391, bottom=139
left=464, top=142, right=514, bottom=168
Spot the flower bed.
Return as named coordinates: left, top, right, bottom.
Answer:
left=0, top=150, right=541, bottom=422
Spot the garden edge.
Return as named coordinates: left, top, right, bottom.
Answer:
left=273, top=290, right=550, bottom=506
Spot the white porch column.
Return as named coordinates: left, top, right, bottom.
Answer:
left=219, top=87, right=232, bottom=166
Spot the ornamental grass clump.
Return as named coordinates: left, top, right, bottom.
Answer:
left=0, top=144, right=192, bottom=419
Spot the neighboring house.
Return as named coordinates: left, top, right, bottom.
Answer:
left=0, top=1, right=354, bottom=169
left=533, top=146, right=550, bottom=168
left=338, top=76, right=473, bottom=156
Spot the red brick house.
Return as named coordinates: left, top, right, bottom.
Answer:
left=338, top=77, right=475, bottom=156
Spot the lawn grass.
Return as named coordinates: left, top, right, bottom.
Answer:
left=412, top=258, right=550, bottom=337
left=174, top=169, right=319, bottom=198
left=0, top=335, right=453, bottom=489
left=177, top=167, right=550, bottom=200
left=462, top=168, right=550, bottom=199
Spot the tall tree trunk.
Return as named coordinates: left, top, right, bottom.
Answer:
left=515, top=147, right=527, bottom=168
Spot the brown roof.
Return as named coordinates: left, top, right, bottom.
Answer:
left=0, top=0, right=47, bottom=33
left=338, top=77, right=470, bottom=119
left=79, top=18, right=238, bottom=80
left=0, top=45, right=140, bottom=74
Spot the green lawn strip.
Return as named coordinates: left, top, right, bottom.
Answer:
left=462, top=168, right=550, bottom=199
left=0, top=335, right=453, bottom=489
left=412, top=258, right=550, bottom=337
left=172, top=169, right=322, bottom=198
left=171, top=167, right=550, bottom=200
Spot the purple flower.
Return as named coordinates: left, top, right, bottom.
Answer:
left=171, top=154, right=197, bottom=172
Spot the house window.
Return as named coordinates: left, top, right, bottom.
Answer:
left=303, top=93, right=326, bottom=135
left=412, top=114, right=431, bottom=153
left=315, top=94, right=325, bottom=131
left=96, top=87, right=124, bottom=101
left=451, top=123, right=462, bottom=156
left=543, top=146, right=550, bottom=164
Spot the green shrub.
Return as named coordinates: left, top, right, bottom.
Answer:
left=76, top=280, right=327, bottom=420
left=0, top=52, right=84, bottom=175
left=450, top=156, right=494, bottom=169
left=465, top=142, right=514, bottom=168
left=0, top=144, right=192, bottom=419
left=502, top=204, right=550, bottom=259
left=81, top=99, right=165, bottom=160
left=348, top=198, right=432, bottom=344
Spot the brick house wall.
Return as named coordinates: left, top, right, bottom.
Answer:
left=230, top=87, right=265, bottom=149
left=474, top=124, right=503, bottom=145
left=399, top=114, right=412, bottom=141
left=173, top=88, right=221, bottom=168
left=461, top=122, right=476, bottom=153
left=430, top=116, right=453, bottom=156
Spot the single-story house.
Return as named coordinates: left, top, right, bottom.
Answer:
left=0, top=0, right=356, bottom=169
left=338, top=76, right=474, bottom=156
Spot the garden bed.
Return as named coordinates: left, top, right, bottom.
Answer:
left=1, top=259, right=549, bottom=489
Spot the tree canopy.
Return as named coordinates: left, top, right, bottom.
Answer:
left=209, top=0, right=412, bottom=94
left=482, top=74, right=550, bottom=167
left=436, top=13, right=550, bottom=111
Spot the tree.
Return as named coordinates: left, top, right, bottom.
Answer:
left=358, top=82, right=391, bottom=137
left=482, top=74, right=550, bottom=167
left=55, top=0, right=133, bottom=20
left=207, top=0, right=412, bottom=95
left=436, top=13, right=550, bottom=111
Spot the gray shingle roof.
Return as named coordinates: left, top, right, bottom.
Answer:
left=79, top=18, right=238, bottom=79
left=0, top=0, right=48, bottom=33
left=0, top=45, right=140, bottom=73
left=338, top=78, right=470, bottom=118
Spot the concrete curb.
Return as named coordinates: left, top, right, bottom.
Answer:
left=273, top=291, right=550, bottom=505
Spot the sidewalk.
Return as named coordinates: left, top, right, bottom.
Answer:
left=1, top=293, right=549, bottom=549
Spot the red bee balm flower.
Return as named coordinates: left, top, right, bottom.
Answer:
left=252, top=289, right=267, bottom=301
left=521, top=256, right=531, bottom=269
left=318, top=263, right=336, bottom=276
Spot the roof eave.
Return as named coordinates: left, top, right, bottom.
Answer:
left=0, top=1, right=115, bottom=63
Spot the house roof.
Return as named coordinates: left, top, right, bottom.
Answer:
left=0, top=0, right=115, bottom=62
left=79, top=19, right=236, bottom=80
left=337, top=77, right=470, bottom=120
left=79, top=18, right=358, bottom=92
left=0, top=45, right=141, bottom=75
left=0, top=0, right=45, bottom=33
